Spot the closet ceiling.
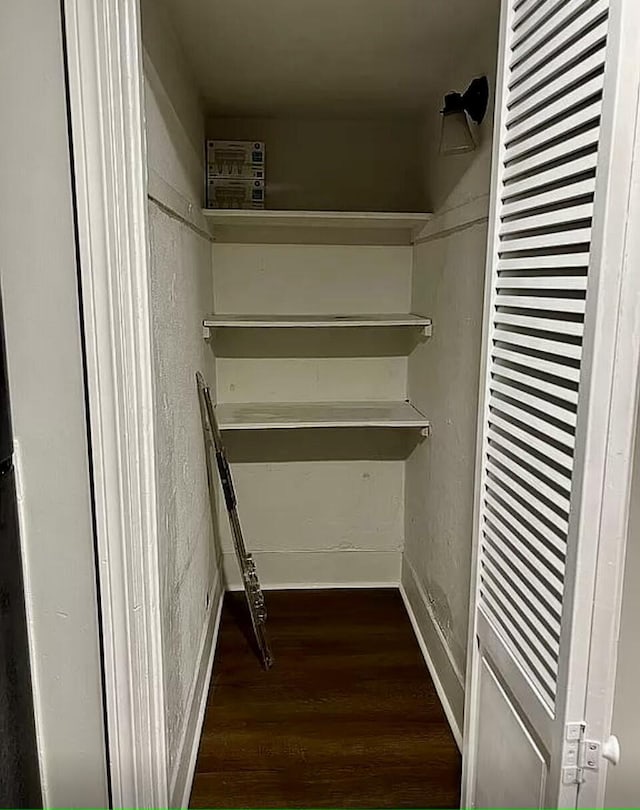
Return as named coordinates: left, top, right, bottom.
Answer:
left=161, top=0, right=500, bottom=118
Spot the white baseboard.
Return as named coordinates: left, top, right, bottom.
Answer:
left=400, top=557, right=464, bottom=750
left=169, top=570, right=225, bottom=808
left=222, top=549, right=402, bottom=590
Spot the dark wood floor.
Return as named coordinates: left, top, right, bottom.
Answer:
left=190, top=589, right=461, bottom=808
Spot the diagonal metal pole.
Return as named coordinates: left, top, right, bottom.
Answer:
left=196, top=372, right=273, bottom=669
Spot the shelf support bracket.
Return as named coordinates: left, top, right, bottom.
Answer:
left=423, top=323, right=433, bottom=338
left=202, top=324, right=212, bottom=341
left=420, top=426, right=432, bottom=439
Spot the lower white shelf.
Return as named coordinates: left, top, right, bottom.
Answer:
left=203, top=313, right=431, bottom=333
left=215, top=400, right=430, bottom=433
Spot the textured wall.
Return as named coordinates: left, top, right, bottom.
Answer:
left=141, top=0, right=221, bottom=798
left=213, top=242, right=412, bottom=405
left=211, top=241, right=413, bottom=585
left=402, top=3, right=499, bottom=735
left=147, top=203, right=218, bottom=778
left=219, top=458, right=405, bottom=587
left=405, top=216, right=488, bottom=670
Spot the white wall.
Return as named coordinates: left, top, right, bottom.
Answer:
left=146, top=0, right=501, bottom=756
left=140, top=1, right=223, bottom=804
left=402, top=4, right=500, bottom=740
left=212, top=240, right=414, bottom=586
left=0, top=1, right=108, bottom=805
left=213, top=242, right=412, bottom=404
left=207, top=117, right=424, bottom=211
left=403, top=213, right=489, bottom=737
left=605, top=405, right=640, bottom=807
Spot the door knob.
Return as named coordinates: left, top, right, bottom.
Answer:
left=602, top=735, right=621, bottom=766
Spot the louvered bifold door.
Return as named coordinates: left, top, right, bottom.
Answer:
left=463, top=0, right=640, bottom=807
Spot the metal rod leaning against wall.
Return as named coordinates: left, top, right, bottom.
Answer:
left=196, top=371, right=274, bottom=670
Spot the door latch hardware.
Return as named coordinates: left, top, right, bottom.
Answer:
left=580, top=739, right=600, bottom=771
left=561, top=722, right=606, bottom=785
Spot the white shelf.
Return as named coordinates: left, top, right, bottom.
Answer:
left=203, top=313, right=432, bottom=334
left=202, top=208, right=431, bottom=233
left=215, top=400, right=430, bottom=433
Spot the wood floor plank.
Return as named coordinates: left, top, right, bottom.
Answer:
left=190, top=589, right=461, bottom=808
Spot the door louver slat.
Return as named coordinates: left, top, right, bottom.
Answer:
left=499, top=228, right=592, bottom=254
left=495, top=275, right=588, bottom=290
left=497, top=254, right=590, bottom=272
left=486, top=459, right=571, bottom=540
left=505, top=75, right=604, bottom=144
left=509, top=0, right=608, bottom=83
left=479, top=594, right=557, bottom=702
left=508, top=20, right=607, bottom=103
left=503, top=132, right=600, bottom=183
left=480, top=577, right=559, bottom=682
left=494, top=295, right=585, bottom=313
left=490, top=361, right=579, bottom=405
left=512, top=0, right=550, bottom=26
left=499, top=204, right=594, bottom=236
left=493, top=328, right=583, bottom=362
left=488, top=442, right=571, bottom=523
left=490, top=377, right=577, bottom=429
left=505, top=101, right=602, bottom=164
left=487, top=427, right=573, bottom=503
left=490, top=346, right=581, bottom=386
left=478, top=0, right=608, bottom=709
left=501, top=153, right=598, bottom=199
left=496, top=310, right=582, bottom=336
left=511, top=0, right=568, bottom=43
left=481, top=554, right=561, bottom=654
left=485, top=514, right=562, bottom=612
left=510, top=0, right=594, bottom=56
left=507, top=48, right=605, bottom=124
left=484, top=493, right=566, bottom=588
left=488, top=409, right=574, bottom=470
left=489, top=398, right=574, bottom=465
left=481, top=533, right=563, bottom=640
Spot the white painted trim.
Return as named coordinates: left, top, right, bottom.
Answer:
left=400, top=587, right=462, bottom=751
left=170, top=572, right=225, bottom=809
left=462, top=0, right=515, bottom=803
left=400, top=558, right=464, bottom=750
left=413, top=194, right=490, bottom=244
left=402, top=557, right=464, bottom=687
left=148, top=169, right=212, bottom=241
left=202, top=208, right=432, bottom=233
left=12, top=440, right=47, bottom=801
left=222, top=549, right=402, bottom=590
left=62, top=1, right=167, bottom=806
left=227, top=581, right=400, bottom=592
left=571, top=2, right=640, bottom=805
left=215, top=400, right=430, bottom=432
left=203, top=313, right=431, bottom=330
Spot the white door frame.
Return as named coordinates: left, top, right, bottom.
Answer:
left=63, top=0, right=167, bottom=806
left=462, top=0, right=640, bottom=805
left=577, top=1, right=640, bottom=803
left=60, top=0, right=640, bottom=806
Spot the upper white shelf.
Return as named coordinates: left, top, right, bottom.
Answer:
left=202, top=209, right=432, bottom=229
left=203, top=313, right=432, bottom=334
left=215, top=400, right=430, bottom=434
left=202, top=209, right=432, bottom=241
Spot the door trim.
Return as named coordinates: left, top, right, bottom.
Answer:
left=577, top=1, right=640, bottom=804
left=462, top=1, right=640, bottom=806
left=461, top=0, right=511, bottom=803
left=63, top=1, right=167, bottom=806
